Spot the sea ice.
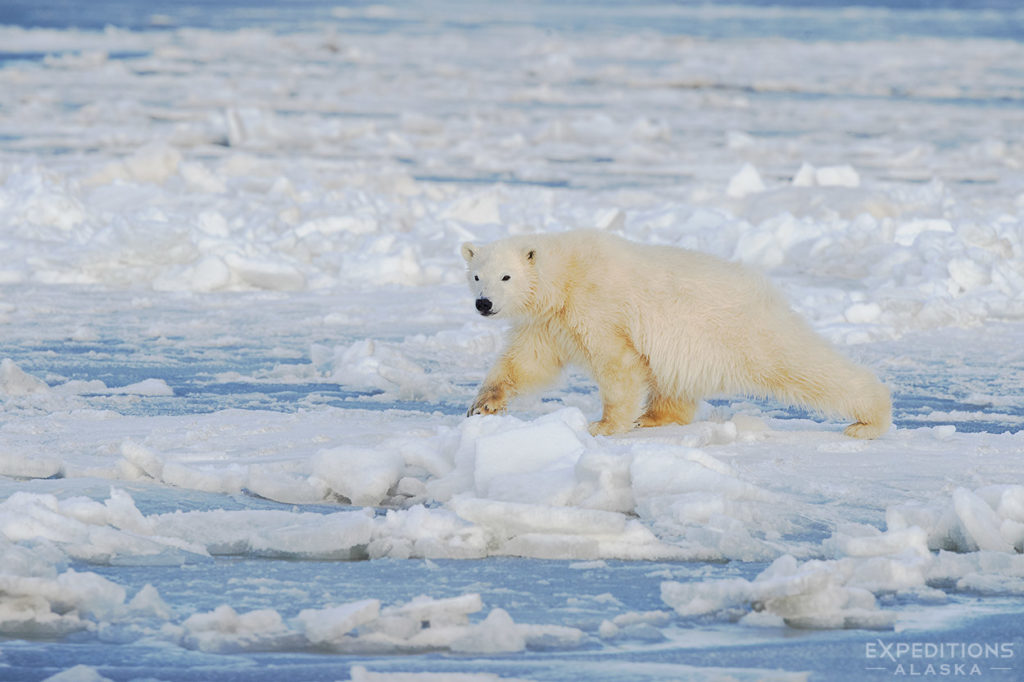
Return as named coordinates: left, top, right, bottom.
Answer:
left=1, top=2, right=1023, bottom=679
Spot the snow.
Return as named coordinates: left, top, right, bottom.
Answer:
left=1, top=0, right=1024, bottom=680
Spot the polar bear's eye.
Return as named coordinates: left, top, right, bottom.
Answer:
left=501, top=275, right=511, bottom=281
left=474, top=275, right=479, bottom=281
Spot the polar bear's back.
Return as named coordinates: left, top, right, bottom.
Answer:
left=546, top=230, right=823, bottom=397
left=547, top=229, right=783, bottom=319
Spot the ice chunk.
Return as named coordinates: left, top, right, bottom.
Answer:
left=55, top=569, right=128, bottom=621
left=180, top=161, right=228, bottom=194
left=0, top=567, right=133, bottom=638
left=297, top=599, right=381, bottom=645
left=0, top=450, right=63, bottom=479
left=726, top=163, right=766, bottom=198
left=815, top=165, right=860, bottom=188
left=928, top=550, right=1024, bottom=596
left=120, top=440, right=164, bottom=480
left=128, top=584, right=172, bottom=620
left=108, top=378, right=174, bottom=396
left=631, top=448, right=724, bottom=497
left=101, top=487, right=154, bottom=535
left=182, top=605, right=296, bottom=653
left=948, top=257, right=991, bottom=293
left=825, top=524, right=930, bottom=559
left=727, top=130, right=756, bottom=149
left=446, top=498, right=679, bottom=560
left=124, top=143, right=182, bottom=184
left=473, top=412, right=585, bottom=503
left=3, top=490, right=166, bottom=560
left=41, top=666, right=113, bottom=682
left=630, top=446, right=764, bottom=523
left=662, top=555, right=897, bottom=630
left=247, top=464, right=327, bottom=505
left=383, top=593, right=483, bottom=625
left=893, top=218, right=953, bottom=247
left=152, top=508, right=373, bottom=560
left=997, top=486, right=1024, bottom=523
left=571, top=450, right=634, bottom=513
left=327, top=338, right=451, bottom=399
left=368, top=505, right=488, bottom=560
left=312, top=446, right=405, bottom=506
left=660, top=577, right=753, bottom=617
left=952, top=487, right=1014, bottom=553
left=792, top=162, right=817, bottom=187
left=160, top=460, right=247, bottom=494
left=452, top=498, right=628, bottom=537
left=189, top=256, right=233, bottom=291
left=845, top=302, right=881, bottom=324
left=222, top=253, right=306, bottom=291
left=251, top=511, right=374, bottom=558
left=0, top=358, right=49, bottom=395
left=450, top=608, right=525, bottom=654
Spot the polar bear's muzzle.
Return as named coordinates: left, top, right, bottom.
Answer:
left=475, top=298, right=496, bottom=316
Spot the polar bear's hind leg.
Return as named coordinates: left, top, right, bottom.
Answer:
left=759, top=345, right=892, bottom=440
left=638, top=392, right=698, bottom=428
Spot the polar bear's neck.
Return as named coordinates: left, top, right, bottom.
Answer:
left=525, top=238, right=584, bottom=319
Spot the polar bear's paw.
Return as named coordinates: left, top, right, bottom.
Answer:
left=467, top=385, right=509, bottom=417
left=843, top=421, right=887, bottom=440
left=587, top=419, right=636, bottom=437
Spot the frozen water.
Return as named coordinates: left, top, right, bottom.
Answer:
left=2, top=0, right=1024, bottom=680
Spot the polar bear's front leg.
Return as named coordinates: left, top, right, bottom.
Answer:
left=467, top=323, right=566, bottom=417
left=586, top=334, right=649, bottom=436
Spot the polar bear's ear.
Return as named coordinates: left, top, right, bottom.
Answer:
left=461, top=242, right=477, bottom=262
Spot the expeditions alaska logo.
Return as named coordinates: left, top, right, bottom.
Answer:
left=865, top=640, right=1017, bottom=677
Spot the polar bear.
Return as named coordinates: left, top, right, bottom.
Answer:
left=461, top=230, right=891, bottom=439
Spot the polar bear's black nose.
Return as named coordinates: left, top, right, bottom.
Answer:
left=475, top=298, right=493, bottom=314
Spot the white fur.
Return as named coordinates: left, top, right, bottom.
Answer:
left=461, top=230, right=892, bottom=438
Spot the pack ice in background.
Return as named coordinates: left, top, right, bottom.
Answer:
left=1, top=0, right=1023, bottom=679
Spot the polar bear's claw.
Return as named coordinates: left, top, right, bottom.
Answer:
left=843, top=421, right=887, bottom=440
left=468, top=385, right=508, bottom=416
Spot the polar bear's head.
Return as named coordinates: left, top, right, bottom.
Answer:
left=461, top=239, right=536, bottom=318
